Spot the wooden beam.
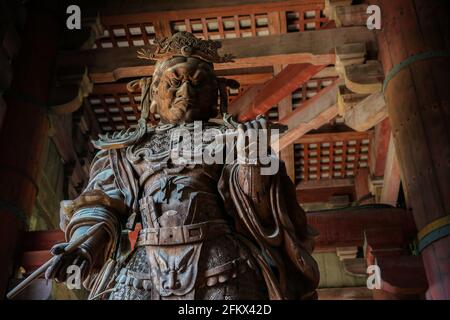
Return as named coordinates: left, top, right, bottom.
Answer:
left=313, top=66, right=338, bottom=79
left=373, top=256, right=428, bottom=299
left=297, top=178, right=355, bottom=190
left=230, top=63, right=325, bottom=121
left=295, top=130, right=370, bottom=144
left=276, top=104, right=339, bottom=152
left=364, top=227, right=406, bottom=267
left=337, top=85, right=368, bottom=115
left=225, top=72, right=273, bottom=86
left=20, top=250, right=52, bottom=274
left=355, top=167, right=372, bottom=202
left=380, top=134, right=401, bottom=206
left=296, top=178, right=355, bottom=203
left=335, top=42, right=366, bottom=77
left=307, top=206, right=417, bottom=252
left=274, top=79, right=342, bottom=152
left=370, top=118, right=391, bottom=178
left=344, top=60, right=384, bottom=94
left=279, top=79, right=341, bottom=128
left=22, top=230, right=65, bottom=252
left=343, top=91, right=387, bottom=132
left=274, top=64, right=295, bottom=183
left=58, top=26, right=376, bottom=83
left=100, top=0, right=326, bottom=21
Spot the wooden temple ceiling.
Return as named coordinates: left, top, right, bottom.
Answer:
left=4, top=0, right=436, bottom=300
left=52, top=0, right=390, bottom=205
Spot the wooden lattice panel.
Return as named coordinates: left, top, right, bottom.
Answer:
left=266, top=106, right=280, bottom=122
left=94, top=2, right=331, bottom=49
left=286, top=8, right=329, bottom=32
left=88, top=83, right=144, bottom=132
left=293, top=132, right=372, bottom=185
left=95, top=23, right=156, bottom=49
left=171, top=14, right=270, bottom=40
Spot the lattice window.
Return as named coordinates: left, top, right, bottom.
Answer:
left=286, top=8, right=329, bottom=32
left=266, top=107, right=279, bottom=122
left=228, top=86, right=248, bottom=104
left=88, top=84, right=147, bottom=132
left=293, top=133, right=371, bottom=185
left=292, top=77, right=336, bottom=110
left=170, top=13, right=270, bottom=40
left=91, top=4, right=334, bottom=50
left=94, top=23, right=156, bottom=49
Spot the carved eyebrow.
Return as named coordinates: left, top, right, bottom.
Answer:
left=192, top=69, right=206, bottom=79
left=165, top=68, right=179, bottom=78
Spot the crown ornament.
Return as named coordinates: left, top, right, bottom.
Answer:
left=137, top=31, right=234, bottom=63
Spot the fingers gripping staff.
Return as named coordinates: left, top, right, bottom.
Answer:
left=6, top=222, right=106, bottom=300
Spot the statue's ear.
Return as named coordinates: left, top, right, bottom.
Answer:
left=217, top=78, right=240, bottom=114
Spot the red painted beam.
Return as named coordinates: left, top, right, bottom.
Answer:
left=229, top=63, right=326, bottom=122
left=296, top=178, right=356, bottom=203
left=20, top=250, right=52, bottom=274
left=307, top=206, right=417, bottom=252
left=22, top=230, right=65, bottom=252
left=375, top=256, right=428, bottom=298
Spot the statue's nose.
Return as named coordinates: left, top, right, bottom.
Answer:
left=164, top=270, right=180, bottom=290
left=177, top=81, right=193, bottom=98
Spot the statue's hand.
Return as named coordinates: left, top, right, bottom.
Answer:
left=44, top=242, right=92, bottom=283
left=236, top=115, right=271, bottom=166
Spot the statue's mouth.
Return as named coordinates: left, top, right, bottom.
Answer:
left=173, top=98, right=195, bottom=109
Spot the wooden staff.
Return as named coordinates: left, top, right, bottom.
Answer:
left=6, top=222, right=106, bottom=300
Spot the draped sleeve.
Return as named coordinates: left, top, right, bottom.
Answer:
left=218, top=160, right=319, bottom=300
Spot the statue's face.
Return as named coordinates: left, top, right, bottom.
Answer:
left=152, top=57, right=218, bottom=123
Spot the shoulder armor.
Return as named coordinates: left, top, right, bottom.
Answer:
left=92, top=119, right=151, bottom=150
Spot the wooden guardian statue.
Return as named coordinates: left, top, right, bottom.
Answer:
left=43, top=32, right=320, bottom=300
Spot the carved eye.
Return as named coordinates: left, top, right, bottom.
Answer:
left=170, top=78, right=181, bottom=88
left=191, top=79, right=203, bottom=87
left=155, top=252, right=169, bottom=271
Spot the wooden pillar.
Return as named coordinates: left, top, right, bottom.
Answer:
left=0, top=6, right=58, bottom=297
left=374, top=0, right=450, bottom=299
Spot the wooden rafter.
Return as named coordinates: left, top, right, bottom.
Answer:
left=274, top=78, right=342, bottom=152
left=229, top=63, right=325, bottom=121
left=274, top=64, right=296, bottom=183
left=307, top=206, right=416, bottom=252
left=296, top=178, right=355, bottom=203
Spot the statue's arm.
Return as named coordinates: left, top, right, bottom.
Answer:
left=218, top=117, right=319, bottom=299
left=46, top=149, right=127, bottom=286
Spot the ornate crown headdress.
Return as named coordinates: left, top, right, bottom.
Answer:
left=136, top=31, right=234, bottom=63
